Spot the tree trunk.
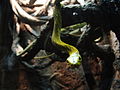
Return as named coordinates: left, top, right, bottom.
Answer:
left=0, top=1, right=30, bottom=90
left=110, top=31, right=120, bottom=90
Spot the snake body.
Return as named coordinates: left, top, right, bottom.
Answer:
left=51, top=0, right=82, bottom=65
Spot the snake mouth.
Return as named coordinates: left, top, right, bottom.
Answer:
left=67, top=52, right=81, bottom=65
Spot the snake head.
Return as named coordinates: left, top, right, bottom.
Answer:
left=67, top=52, right=82, bottom=65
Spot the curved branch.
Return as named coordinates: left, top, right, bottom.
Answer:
left=10, top=0, right=49, bottom=25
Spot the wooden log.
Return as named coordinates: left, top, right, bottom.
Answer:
left=110, top=31, right=120, bottom=90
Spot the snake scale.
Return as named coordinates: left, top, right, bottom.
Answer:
left=51, top=0, right=82, bottom=65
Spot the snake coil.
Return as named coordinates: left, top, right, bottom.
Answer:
left=51, top=0, right=82, bottom=65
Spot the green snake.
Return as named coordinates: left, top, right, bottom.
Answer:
left=51, top=0, right=82, bottom=65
